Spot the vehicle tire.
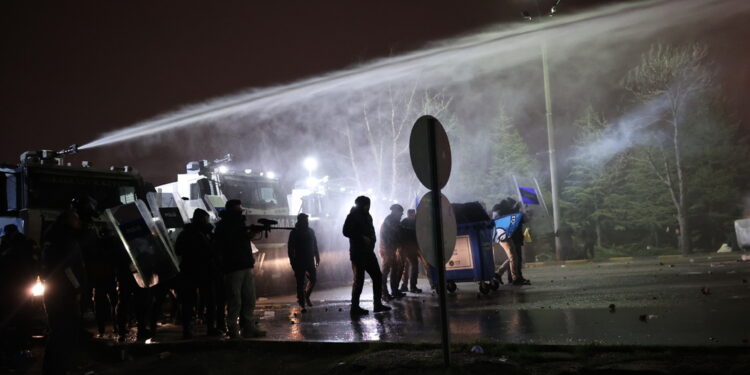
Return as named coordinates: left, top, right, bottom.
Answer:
left=446, top=281, right=457, bottom=293
left=479, top=281, right=490, bottom=295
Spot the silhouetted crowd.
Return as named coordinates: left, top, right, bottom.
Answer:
left=0, top=194, right=528, bottom=374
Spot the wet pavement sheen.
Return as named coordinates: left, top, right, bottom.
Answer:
left=251, top=254, right=750, bottom=346
left=101, top=254, right=750, bottom=347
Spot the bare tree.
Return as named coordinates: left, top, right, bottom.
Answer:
left=623, top=43, right=713, bottom=255
left=345, top=82, right=452, bottom=204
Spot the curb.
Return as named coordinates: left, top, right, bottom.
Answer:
left=525, top=253, right=739, bottom=268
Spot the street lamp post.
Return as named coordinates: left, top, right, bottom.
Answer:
left=524, top=0, right=563, bottom=260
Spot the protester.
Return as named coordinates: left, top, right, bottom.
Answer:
left=175, top=208, right=218, bottom=338
left=398, top=209, right=422, bottom=293
left=41, top=210, right=86, bottom=375
left=379, top=204, right=405, bottom=300
left=343, top=196, right=392, bottom=316
left=215, top=200, right=265, bottom=338
left=288, top=213, right=320, bottom=312
left=0, top=224, right=37, bottom=360
left=492, top=198, right=530, bottom=286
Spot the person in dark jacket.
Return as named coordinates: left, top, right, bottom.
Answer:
left=0, top=224, right=37, bottom=356
left=343, top=196, right=391, bottom=316
left=176, top=208, right=218, bottom=338
left=287, top=213, right=320, bottom=311
left=214, top=200, right=265, bottom=339
left=115, top=240, right=152, bottom=343
left=398, top=209, right=422, bottom=293
left=379, top=204, right=405, bottom=300
left=41, top=209, right=86, bottom=375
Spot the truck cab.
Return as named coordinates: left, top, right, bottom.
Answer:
left=1, top=147, right=150, bottom=244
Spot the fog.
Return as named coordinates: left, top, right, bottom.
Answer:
left=80, top=0, right=750, bottom=212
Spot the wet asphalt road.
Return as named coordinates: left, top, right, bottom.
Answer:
left=245, top=254, right=750, bottom=346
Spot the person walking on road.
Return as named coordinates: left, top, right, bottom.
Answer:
left=343, top=196, right=392, bottom=317
left=288, top=213, right=320, bottom=312
left=41, top=209, right=86, bottom=375
left=379, top=204, right=404, bottom=300
left=175, top=208, right=219, bottom=339
left=492, top=198, right=530, bottom=286
left=398, top=209, right=422, bottom=293
left=215, top=200, right=265, bottom=339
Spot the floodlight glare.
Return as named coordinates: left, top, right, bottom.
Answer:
left=306, top=177, right=319, bottom=188
left=266, top=171, right=276, bottom=179
left=218, top=166, right=229, bottom=174
left=303, top=157, right=319, bottom=173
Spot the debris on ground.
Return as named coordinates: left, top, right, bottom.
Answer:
left=470, top=345, right=485, bottom=354
left=639, top=314, right=658, bottom=322
left=701, top=287, right=711, bottom=295
left=608, top=304, right=616, bottom=313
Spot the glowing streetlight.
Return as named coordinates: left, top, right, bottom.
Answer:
left=266, top=171, right=276, bottom=179
left=303, top=157, right=318, bottom=175
left=218, top=165, right=229, bottom=174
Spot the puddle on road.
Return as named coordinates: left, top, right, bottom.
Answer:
left=258, top=300, right=750, bottom=346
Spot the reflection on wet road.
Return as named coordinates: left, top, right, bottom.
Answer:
left=255, top=255, right=750, bottom=346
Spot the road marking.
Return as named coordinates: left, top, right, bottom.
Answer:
left=657, top=255, right=682, bottom=259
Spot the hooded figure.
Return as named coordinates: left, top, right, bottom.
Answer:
left=0, top=224, right=37, bottom=353
left=214, top=200, right=265, bottom=339
left=379, top=204, right=404, bottom=299
left=287, top=213, right=320, bottom=310
left=343, top=196, right=391, bottom=316
left=41, top=209, right=86, bottom=375
left=176, top=208, right=222, bottom=338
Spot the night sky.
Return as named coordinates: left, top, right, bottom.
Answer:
left=1, top=0, right=747, bottom=185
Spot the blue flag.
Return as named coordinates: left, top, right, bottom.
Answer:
left=518, top=187, right=540, bottom=205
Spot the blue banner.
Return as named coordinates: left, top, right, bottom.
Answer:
left=518, top=187, right=540, bottom=205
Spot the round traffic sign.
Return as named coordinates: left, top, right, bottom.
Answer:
left=409, top=115, right=452, bottom=190
left=416, top=191, right=457, bottom=267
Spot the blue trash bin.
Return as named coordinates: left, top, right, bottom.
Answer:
left=428, top=202, right=497, bottom=294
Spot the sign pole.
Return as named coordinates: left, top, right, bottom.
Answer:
left=427, top=118, right=451, bottom=367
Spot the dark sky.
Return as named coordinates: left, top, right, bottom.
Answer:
left=1, top=0, right=746, bottom=184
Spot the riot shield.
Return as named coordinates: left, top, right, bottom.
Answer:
left=105, top=200, right=180, bottom=288
left=202, top=194, right=226, bottom=220
left=147, top=191, right=186, bottom=249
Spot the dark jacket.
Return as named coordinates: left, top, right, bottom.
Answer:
left=288, top=223, right=319, bottom=269
left=399, top=217, right=417, bottom=246
left=379, top=213, right=402, bottom=249
left=0, top=232, right=37, bottom=293
left=343, top=207, right=376, bottom=262
left=176, top=222, right=215, bottom=281
left=41, top=222, right=86, bottom=297
left=214, top=214, right=254, bottom=273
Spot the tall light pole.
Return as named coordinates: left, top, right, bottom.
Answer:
left=524, top=0, right=563, bottom=260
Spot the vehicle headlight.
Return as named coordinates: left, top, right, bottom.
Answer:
left=30, top=277, right=45, bottom=297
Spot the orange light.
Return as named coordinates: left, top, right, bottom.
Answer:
left=31, top=277, right=45, bottom=297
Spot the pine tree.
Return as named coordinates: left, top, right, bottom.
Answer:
left=476, top=106, right=539, bottom=207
